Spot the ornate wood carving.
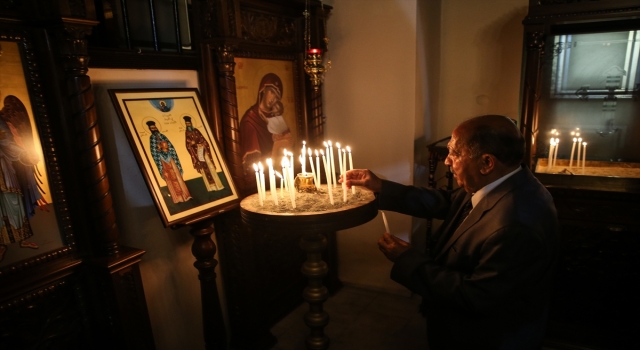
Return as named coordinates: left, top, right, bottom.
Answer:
left=55, top=21, right=120, bottom=256
left=0, top=278, right=91, bottom=349
left=189, top=219, right=227, bottom=350
left=240, top=10, right=295, bottom=46
left=213, top=44, right=248, bottom=194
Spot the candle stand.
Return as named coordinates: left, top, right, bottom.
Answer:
left=240, top=190, right=377, bottom=350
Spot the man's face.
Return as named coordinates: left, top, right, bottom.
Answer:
left=444, top=127, right=484, bottom=194
left=149, top=125, right=158, bottom=133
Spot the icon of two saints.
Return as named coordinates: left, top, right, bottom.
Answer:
left=147, top=113, right=224, bottom=204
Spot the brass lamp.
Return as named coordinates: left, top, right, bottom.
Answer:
left=303, top=0, right=330, bottom=92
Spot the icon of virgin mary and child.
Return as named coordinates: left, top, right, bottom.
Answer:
left=240, top=73, right=293, bottom=175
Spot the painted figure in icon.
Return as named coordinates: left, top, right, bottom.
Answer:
left=147, top=120, right=192, bottom=203
left=150, top=99, right=174, bottom=113
left=240, top=73, right=293, bottom=173
left=183, top=115, right=224, bottom=192
left=0, top=95, right=46, bottom=261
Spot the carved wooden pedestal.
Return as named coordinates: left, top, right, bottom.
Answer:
left=240, top=190, right=377, bottom=350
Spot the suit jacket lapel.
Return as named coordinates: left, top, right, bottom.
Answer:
left=435, top=167, right=528, bottom=260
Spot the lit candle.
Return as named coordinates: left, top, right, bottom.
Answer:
left=315, top=150, right=321, bottom=188
left=569, top=138, right=577, bottom=169
left=308, top=148, right=317, bottom=189
left=380, top=211, right=391, bottom=233
left=576, top=137, right=582, bottom=170
left=582, top=142, right=587, bottom=174
left=328, top=141, right=337, bottom=186
left=258, top=162, right=266, bottom=205
left=288, top=155, right=296, bottom=208
left=552, top=138, right=559, bottom=168
left=547, top=138, right=555, bottom=172
left=336, top=142, right=342, bottom=175
left=267, top=159, right=278, bottom=205
left=347, top=146, right=355, bottom=194
left=341, top=149, right=347, bottom=202
left=301, top=141, right=306, bottom=175
left=275, top=171, right=284, bottom=198
left=253, top=163, right=263, bottom=206
left=321, top=150, right=334, bottom=205
left=281, top=157, right=289, bottom=194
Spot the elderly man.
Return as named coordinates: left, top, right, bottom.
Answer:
left=342, top=115, right=559, bottom=350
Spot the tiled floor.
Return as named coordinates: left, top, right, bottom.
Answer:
left=269, top=285, right=428, bottom=350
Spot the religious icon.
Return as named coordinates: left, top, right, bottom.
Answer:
left=147, top=120, right=192, bottom=204
left=240, top=73, right=294, bottom=174
left=0, top=95, right=46, bottom=261
left=183, top=115, right=225, bottom=192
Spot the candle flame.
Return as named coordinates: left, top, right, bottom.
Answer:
left=267, top=158, right=272, bottom=166
left=336, top=142, right=341, bottom=148
left=258, top=162, right=264, bottom=171
left=328, top=140, right=332, bottom=146
left=583, top=142, right=587, bottom=146
left=315, top=150, right=319, bottom=156
left=253, top=163, right=258, bottom=172
left=308, top=148, right=312, bottom=156
left=275, top=171, right=283, bottom=178
left=320, top=150, right=325, bottom=156
left=346, top=146, right=351, bottom=153
left=303, top=140, right=306, bottom=145
left=578, top=137, right=582, bottom=142
left=323, top=141, right=328, bottom=147
left=573, top=138, right=577, bottom=142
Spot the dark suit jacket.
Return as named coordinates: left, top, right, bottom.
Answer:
left=378, top=166, right=559, bottom=349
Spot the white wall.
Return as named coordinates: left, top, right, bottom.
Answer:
left=89, top=69, right=218, bottom=350
left=323, top=0, right=528, bottom=295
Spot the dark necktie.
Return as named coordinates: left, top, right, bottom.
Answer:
left=450, top=200, right=473, bottom=232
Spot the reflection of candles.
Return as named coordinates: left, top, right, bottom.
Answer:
left=253, top=163, right=263, bottom=206
left=552, top=138, right=559, bottom=168
left=569, top=138, right=577, bottom=169
left=582, top=142, right=587, bottom=174
left=576, top=137, right=582, bottom=170
left=381, top=211, right=391, bottom=233
left=321, top=150, right=334, bottom=205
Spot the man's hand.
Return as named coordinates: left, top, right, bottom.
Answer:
left=377, top=232, right=411, bottom=262
left=340, top=169, right=382, bottom=192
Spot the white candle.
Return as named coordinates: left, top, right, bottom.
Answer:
left=347, top=146, right=355, bottom=194
left=258, top=162, right=266, bottom=204
left=547, top=138, right=555, bottom=172
left=552, top=138, right=559, bottom=168
left=336, top=142, right=342, bottom=175
left=576, top=137, right=582, bottom=170
left=315, top=150, right=321, bottom=188
left=341, top=149, right=347, bottom=202
left=308, top=148, right=317, bottom=189
left=569, top=138, right=577, bottom=169
left=288, top=157, right=296, bottom=208
left=253, top=163, right=263, bottom=206
left=328, top=141, right=337, bottom=186
left=321, top=150, right=334, bottom=205
left=281, top=158, right=289, bottom=194
left=581, top=142, right=587, bottom=174
left=275, top=171, right=284, bottom=198
left=301, top=141, right=306, bottom=175
left=380, top=211, right=391, bottom=233
left=267, top=159, right=278, bottom=205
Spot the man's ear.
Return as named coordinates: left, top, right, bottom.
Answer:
left=479, top=154, right=496, bottom=175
